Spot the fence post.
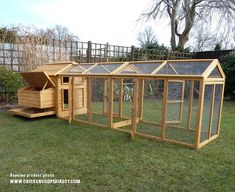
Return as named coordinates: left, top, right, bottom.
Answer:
left=86, top=41, right=92, bottom=63
left=131, top=45, right=135, bottom=61
left=105, top=42, right=109, bottom=62
left=167, top=49, right=170, bottom=60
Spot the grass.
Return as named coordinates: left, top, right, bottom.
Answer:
left=0, top=101, right=235, bottom=191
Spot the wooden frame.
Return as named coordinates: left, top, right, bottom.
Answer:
left=12, top=59, right=225, bottom=149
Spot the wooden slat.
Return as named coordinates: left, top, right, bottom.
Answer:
left=10, top=107, right=55, bottom=118
left=131, top=79, right=138, bottom=138
left=161, top=79, right=168, bottom=139
left=108, top=78, right=114, bottom=127
left=103, top=78, right=107, bottom=114
left=119, top=78, right=123, bottom=117
left=216, top=84, right=225, bottom=135
left=151, top=61, right=167, bottom=74
left=138, top=79, right=144, bottom=121
left=110, top=62, right=129, bottom=74
left=187, top=80, right=194, bottom=130
left=87, top=77, right=92, bottom=122
left=195, top=79, right=205, bottom=149
left=179, top=80, right=185, bottom=122
left=198, top=134, right=219, bottom=149
left=112, top=119, right=131, bottom=128
left=208, top=84, right=215, bottom=138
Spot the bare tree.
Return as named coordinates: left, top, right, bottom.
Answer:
left=140, top=0, right=235, bottom=51
left=37, top=25, right=79, bottom=42
left=191, top=26, right=217, bottom=51
left=137, top=26, right=157, bottom=48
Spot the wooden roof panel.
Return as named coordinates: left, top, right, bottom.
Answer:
left=20, top=71, right=55, bottom=89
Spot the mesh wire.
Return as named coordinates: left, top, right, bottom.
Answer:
left=136, top=79, right=164, bottom=137
left=88, top=65, right=109, bottom=73
left=158, top=61, right=211, bottom=75
left=208, top=66, right=222, bottom=78
left=211, top=85, right=222, bottom=135
left=165, top=80, right=197, bottom=144
left=200, top=85, right=213, bottom=142
left=132, top=63, right=161, bottom=74
left=100, top=63, right=122, bottom=72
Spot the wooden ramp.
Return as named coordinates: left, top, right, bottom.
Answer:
left=10, top=107, right=56, bottom=118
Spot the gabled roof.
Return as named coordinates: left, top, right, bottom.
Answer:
left=33, top=61, right=76, bottom=76
left=57, top=59, right=225, bottom=79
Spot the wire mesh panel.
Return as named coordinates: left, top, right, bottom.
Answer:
left=165, top=80, right=199, bottom=144
left=211, top=84, right=223, bottom=136
left=136, top=79, right=164, bottom=137
left=166, top=81, right=184, bottom=123
left=91, top=78, right=108, bottom=125
left=156, top=61, right=210, bottom=75
left=121, top=79, right=133, bottom=118
left=113, top=79, right=121, bottom=115
left=200, top=85, right=213, bottom=142
left=208, top=66, right=223, bottom=78
left=131, top=63, right=161, bottom=74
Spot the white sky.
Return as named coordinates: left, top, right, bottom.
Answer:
left=0, top=0, right=171, bottom=47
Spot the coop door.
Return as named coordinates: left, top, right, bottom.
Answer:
left=166, top=80, right=184, bottom=124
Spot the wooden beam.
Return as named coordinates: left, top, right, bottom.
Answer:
left=108, top=78, right=114, bottom=128
left=169, top=63, right=179, bottom=75
left=131, top=79, right=138, bottom=138
left=195, top=79, right=205, bottom=149
left=54, top=64, right=73, bottom=75
left=119, top=78, right=123, bottom=117
left=69, top=77, right=74, bottom=123
left=179, top=80, right=185, bottom=122
left=187, top=80, right=194, bottom=130
left=110, top=62, right=129, bottom=74
left=202, top=59, right=218, bottom=78
left=151, top=61, right=167, bottom=74
left=208, top=84, right=215, bottom=139
left=87, top=77, right=92, bottom=122
left=216, top=84, right=225, bottom=135
left=112, top=119, right=131, bottom=128
left=42, top=80, right=48, bottom=90
left=161, top=79, right=168, bottom=139
left=103, top=78, right=107, bottom=114
left=82, top=63, right=98, bottom=74
left=198, top=134, right=219, bottom=149
left=138, top=79, right=144, bottom=121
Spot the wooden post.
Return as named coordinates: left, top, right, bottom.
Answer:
left=208, top=84, right=216, bottom=138
left=87, top=77, right=92, bottom=122
left=131, top=45, right=135, bottom=61
left=86, top=41, right=92, bottom=63
left=119, top=78, right=123, bottom=117
left=103, top=78, right=107, bottom=114
left=131, top=78, right=138, bottom=138
left=108, top=78, right=114, bottom=128
left=138, top=79, right=144, bottom=121
left=179, top=80, right=185, bottom=122
left=195, top=79, right=205, bottom=149
left=161, top=79, right=168, bottom=139
left=69, top=77, right=74, bottom=123
left=55, top=76, right=60, bottom=117
left=216, top=84, right=225, bottom=135
left=187, top=80, right=194, bottom=130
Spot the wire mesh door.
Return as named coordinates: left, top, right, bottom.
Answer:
left=166, top=80, right=185, bottom=124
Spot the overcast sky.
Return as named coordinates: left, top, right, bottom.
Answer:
left=0, top=0, right=171, bottom=47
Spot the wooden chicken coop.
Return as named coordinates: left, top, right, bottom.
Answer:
left=11, top=59, right=225, bottom=149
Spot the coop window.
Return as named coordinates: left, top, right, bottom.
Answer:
left=62, top=77, right=69, bottom=84
left=62, top=89, right=69, bottom=110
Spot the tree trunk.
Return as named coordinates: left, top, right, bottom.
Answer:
left=170, top=18, right=177, bottom=50
left=177, top=34, right=189, bottom=51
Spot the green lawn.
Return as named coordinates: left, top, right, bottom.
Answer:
left=0, top=101, right=235, bottom=192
